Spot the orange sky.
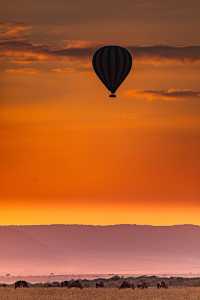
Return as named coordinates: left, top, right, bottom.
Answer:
left=0, top=1, right=200, bottom=225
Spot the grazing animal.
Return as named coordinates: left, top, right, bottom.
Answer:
left=68, top=280, right=83, bottom=289
left=137, top=282, right=148, bottom=289
left=119, top=281, right=134, bottom=289
left=14, top=280, right=29, bottom=289
left=161, top=281, right=168, bottom=288
left=61, top=281, right=69, bottom=287
left=157, top=281, right=168, bottom=289
left=96, top=281, right=104, bottom=288
left=131, top=283, right=135, bottom=289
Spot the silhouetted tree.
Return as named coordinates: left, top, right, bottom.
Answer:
left=96, top=281, right=104, bottom=288
left=68, top=280, right=83, bottom=289
left=61, top=280, right=69, bottom=287
left=119, top=280, right=134, bottom=289
left=14, top=281, right=29, bottom=289
left=161, top=281, right=168, bottom=288
left=137, top=282, right=148, bottom=289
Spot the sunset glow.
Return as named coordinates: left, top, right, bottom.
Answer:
left=1, top=1, right=200, bottom=225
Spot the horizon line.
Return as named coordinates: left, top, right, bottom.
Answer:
left=0, top=223, right=199, bottom=227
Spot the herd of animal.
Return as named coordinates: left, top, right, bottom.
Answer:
left=14, top=279, right=168, bottom=289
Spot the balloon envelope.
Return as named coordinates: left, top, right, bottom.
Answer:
left=92, top=45, right=132, bottom=97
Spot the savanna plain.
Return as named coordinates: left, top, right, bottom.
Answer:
left=1, top=288, right=200, bottom=300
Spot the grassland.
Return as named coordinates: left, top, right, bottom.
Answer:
left=0, top=287, right=200, bottom=300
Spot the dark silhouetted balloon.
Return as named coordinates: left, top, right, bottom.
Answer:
left=92, top=45, right=132, bottom=98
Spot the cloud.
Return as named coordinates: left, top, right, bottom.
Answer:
left=129, top=46, right=200, bottom=64
left=0, top=40, right=94, bottom=62
left=5, top=68, right=39, bottom=75
left=53, top=45, right=200, bottom=65
left=63, top=40, right=103, bottom=49
left=0, top=41, right=55, bottom=64
left=1, top=38, right=200, bottom=72
left=0, top=22, right=31, bottom=40
left=125, top=89, right=200, bottom=101
left=52, top=62, right=91, bottom=73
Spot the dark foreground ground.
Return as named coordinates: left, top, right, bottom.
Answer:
left=0, top=287, right=200, bottom=300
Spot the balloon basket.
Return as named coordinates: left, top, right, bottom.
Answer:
left=109, top=94, right=116, bottom=98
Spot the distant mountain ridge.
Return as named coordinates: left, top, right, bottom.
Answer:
left=0, top=224, right=200, bottom=275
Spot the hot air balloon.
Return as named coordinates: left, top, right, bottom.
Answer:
left=92, top=45, right=132, bottom=98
